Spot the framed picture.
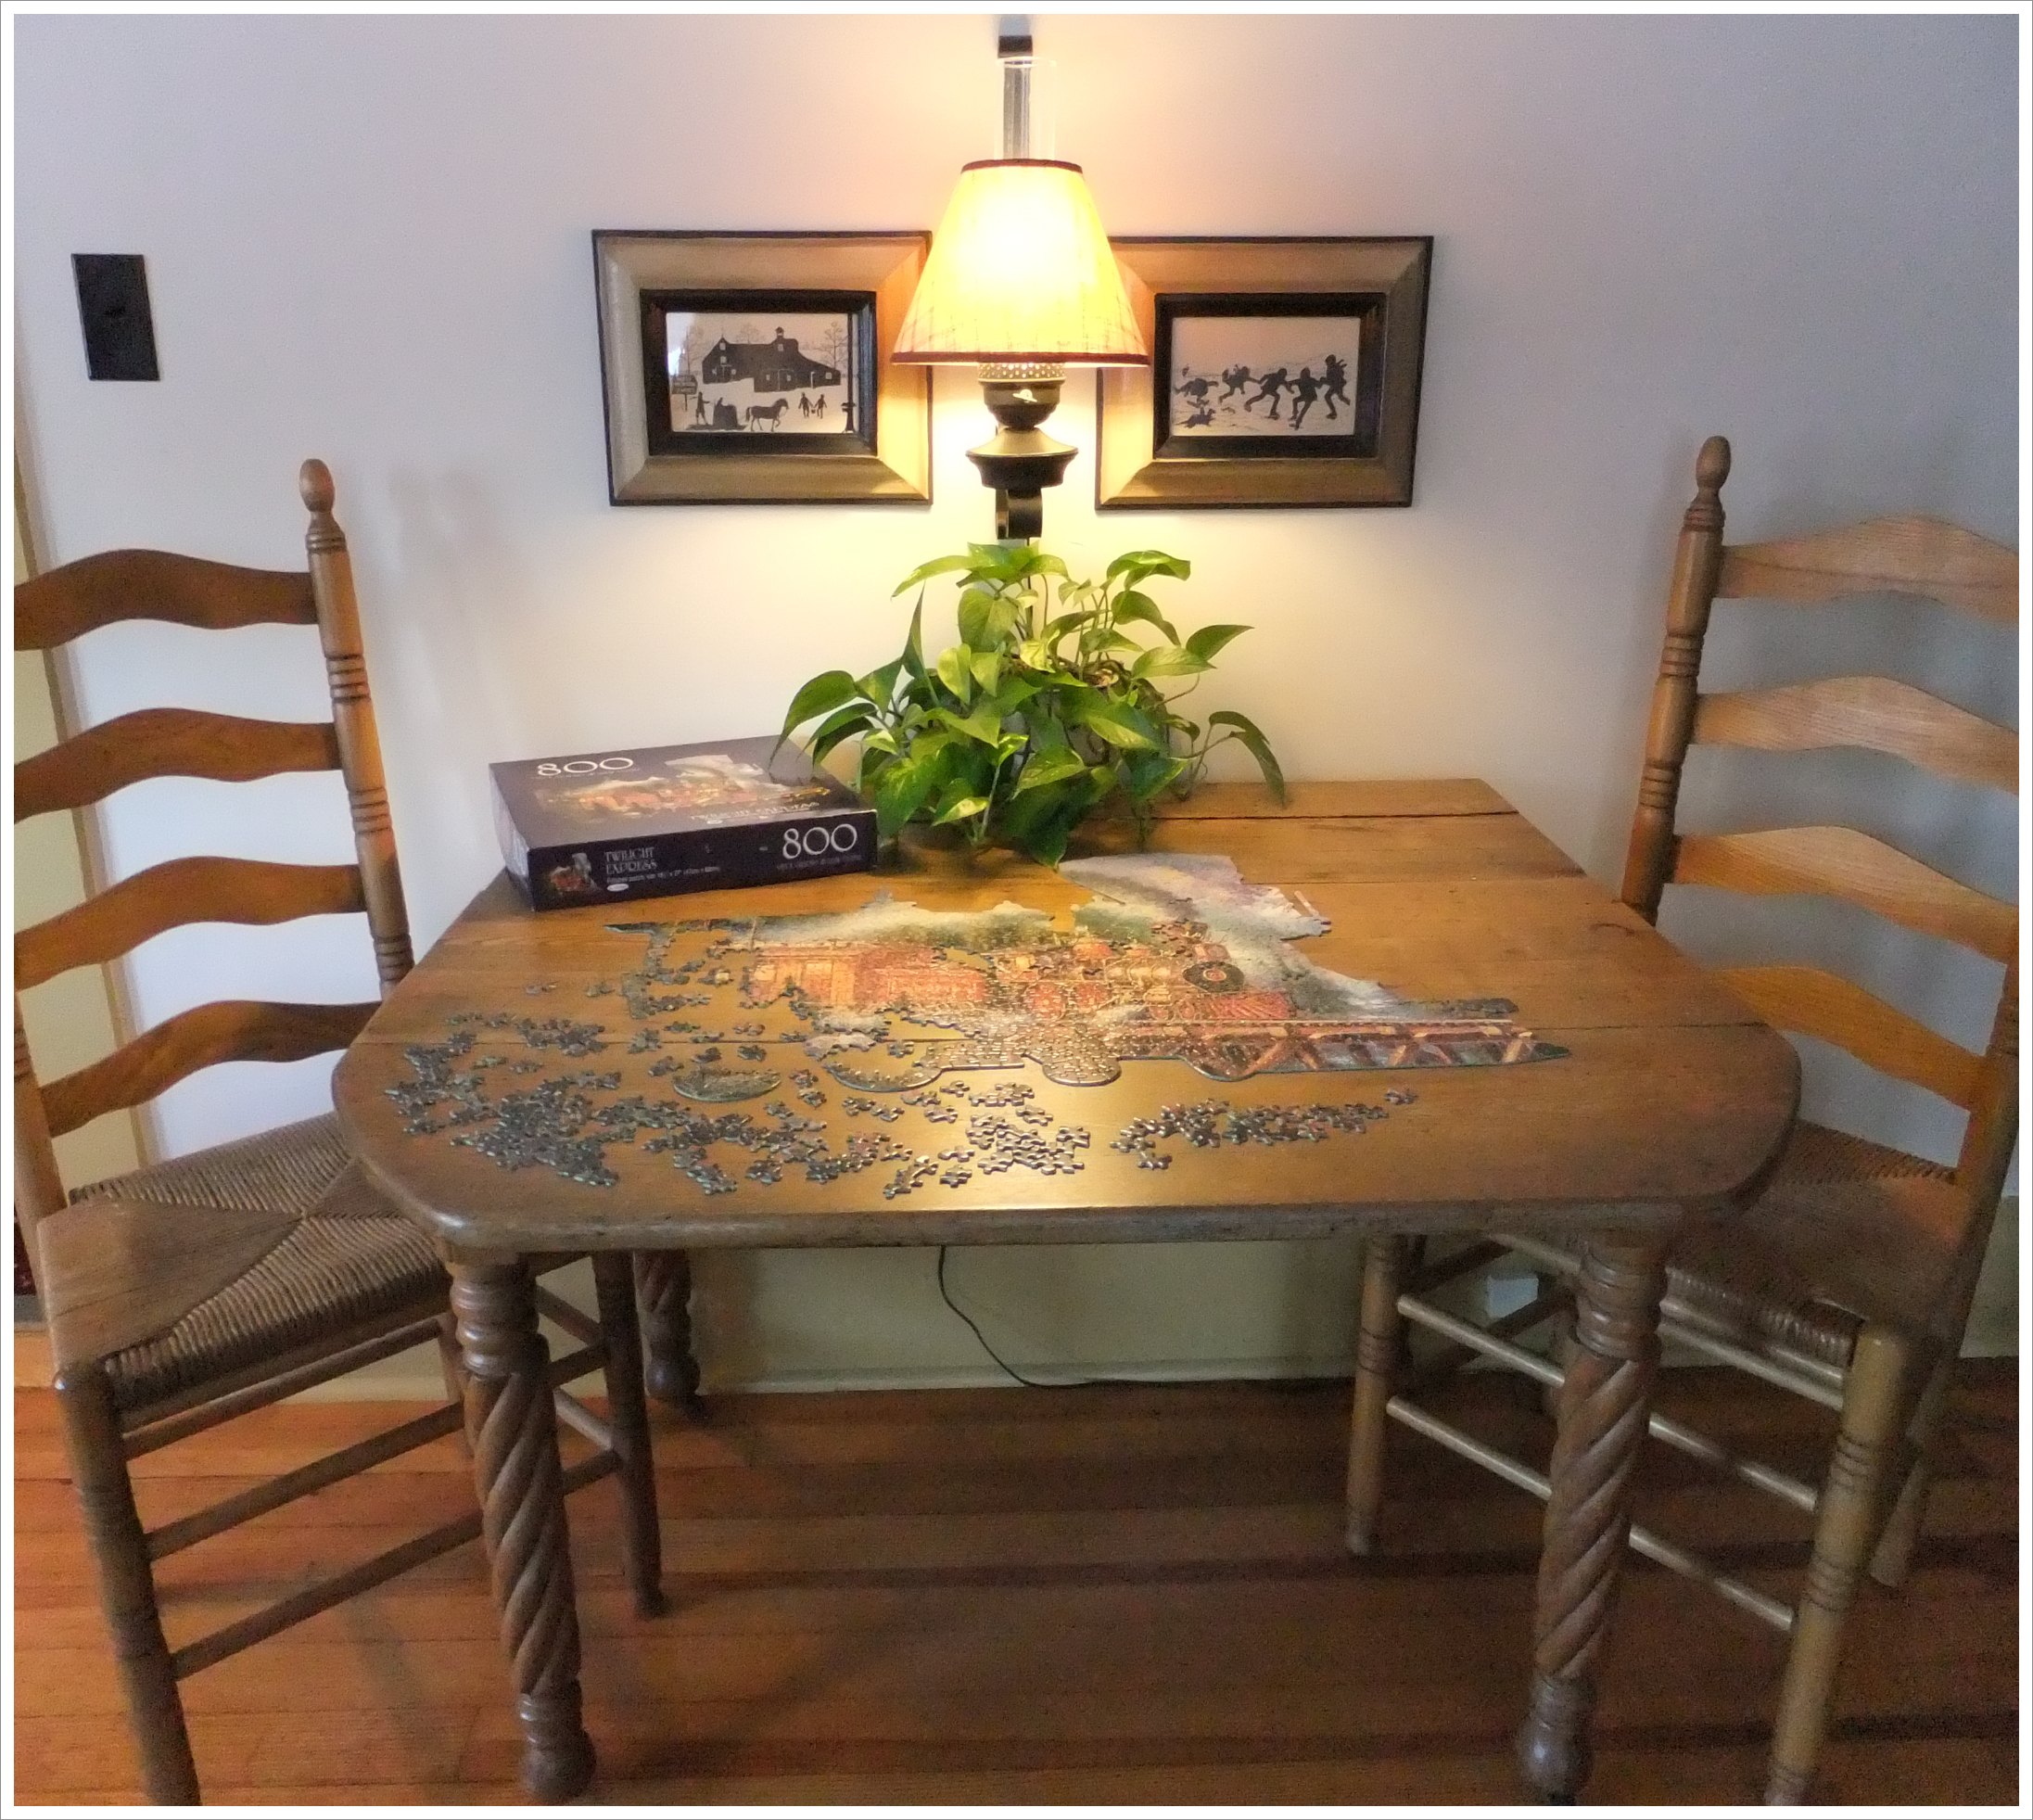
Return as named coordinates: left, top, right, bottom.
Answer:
left=592, top=232, right=932, bottom=504
left=1096, top=237, right=1432, bottom=509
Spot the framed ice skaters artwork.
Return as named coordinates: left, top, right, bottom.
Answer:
left=1095, top=237, right=1432, bottom=509
left=592, top=231, right=932, bottom=503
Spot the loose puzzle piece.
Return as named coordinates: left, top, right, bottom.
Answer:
left=388, top=855, right=1558, bottom=1193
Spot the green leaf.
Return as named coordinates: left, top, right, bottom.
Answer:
left=1131, top=644, right=1213, bottom=681
left=855, top=655, right=905, bottom=707
left=1184, top=623, right=1250, bottom=664
left=997, top=766, right=1112, bottom=864
left=1012, top=745, right=1089, bottom=795
left=965, top=541, right=1036, bottom=584
left=937, top=701, right=1004, bottom=745
left=1120, top=749, right=1187, bottom=802
left=971, top=651, right=1003, bottom=694
left=1208, top=708, right=1286, bottom=801
left=892, top=552, right=979, bottom=596
left=1073, top=699, right=1161, bottom=750
left=1106, top=549, right=1191, bottom=583
left=870, top=738, right=952, bottom=834
left=807, top=703, right=873, bottom=768
left=1112, top=591, right=1179, bottom=643
left=1041, top=611, right=1090, bottom=644
left=932, top=792, right=992, bottom=827
left=934, top=644, right=974, bottom=704
left=901, top=592, right=929, bottom=682
left=781, top=669, right=864, bottom=735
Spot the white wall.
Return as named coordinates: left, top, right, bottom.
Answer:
left=12, top=14, right=2018, bottom=1383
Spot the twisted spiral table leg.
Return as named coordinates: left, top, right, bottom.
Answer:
left=1517, top=1229, right=1667, bottom=1802
left=452, top=1258, right=596, bottom=1803
left=633, top=1249, right=702, bottom=1408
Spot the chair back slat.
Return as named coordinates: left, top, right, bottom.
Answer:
left=1716, top=515, right=2016, bottom=625
left=1715, top=964, right=1983, bottom=1112
left=41, top=999, right=377, bottom=1138
left=17, top=709, right=343, bottom=821
left=15, top=859, right=367, bottom=993
left=1672, top=827, right=2014, bottom=964
left=14, top=550, right=318, bottom=650
left=1692, top=678, right=2016, bottom=795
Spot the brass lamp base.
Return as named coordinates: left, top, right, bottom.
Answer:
left=969, top=364, right=1073, bottom=541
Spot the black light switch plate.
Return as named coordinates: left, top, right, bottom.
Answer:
left=73, top=253, right=159, bottom=381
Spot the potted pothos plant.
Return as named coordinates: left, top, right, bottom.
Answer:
left=781, top=541, right=1282, bottom=865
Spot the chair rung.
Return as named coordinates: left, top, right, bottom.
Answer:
left=1382, top=1394, right=1797, bottom=1634
left=553, top=1390, right=615, bottom=1452
left=169, top=1450, right=619, bottom=1680
left=546, top=1343, right=604, bottom=1388
left=534, top=1286, right=603, bottom=1345
left=1402, top=1239, right=1512, bottom=1296
left=170, top=1506, right=484, bottom=1678
left=146, top=1401, right=466, bottom=1559
left=1396, top=1292, right=1822, bottom=1514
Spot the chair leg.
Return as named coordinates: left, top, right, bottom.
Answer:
left=434, top=1310, right=471, bottom=1456
left=1867, top=1344, right=1955, bottom=1590
left=632, top=1250, right=701, bottom=1409
left=1345, top=1234, right=1406, bottom=1556
left=56, top=1362, right=200, bottom=1805
left=591, top=1253, right=667, bottom=1619
left=1765, top=1324, right=1911, bottom=1805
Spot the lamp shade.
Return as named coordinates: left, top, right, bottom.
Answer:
left=894, top=159, right=1147, bottom=365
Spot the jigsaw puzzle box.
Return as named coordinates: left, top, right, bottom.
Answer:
left=490, top=735, right=876, bottom=910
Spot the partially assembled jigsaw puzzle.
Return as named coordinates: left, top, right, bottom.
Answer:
left=388, top=855, right=1566, bottom=1195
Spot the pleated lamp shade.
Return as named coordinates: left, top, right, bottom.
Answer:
left=895, top=159, right=1148, bottom=365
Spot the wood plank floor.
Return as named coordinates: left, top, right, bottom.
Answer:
left=13, top=1364, right=2020, bottom=1805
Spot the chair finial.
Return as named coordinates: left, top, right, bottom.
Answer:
left=1695, top=435, right=1731, bottom=493
left=299, top=458, right=336, bottom=515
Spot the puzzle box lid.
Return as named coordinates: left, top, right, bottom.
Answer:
left=489, top=735, right=863, bottom=850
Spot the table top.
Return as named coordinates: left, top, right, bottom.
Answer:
left=333, top=781, right=1798, bottom=1255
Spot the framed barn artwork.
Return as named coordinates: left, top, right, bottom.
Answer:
left=1095, top=237, right=1433, bottom=509
left=591, top=231, right=932, bottom=504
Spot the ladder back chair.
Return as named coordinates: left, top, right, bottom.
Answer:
left=14, top=462, right=665, bottom=1805
left=1343, top=436, right=2018, bottom=1805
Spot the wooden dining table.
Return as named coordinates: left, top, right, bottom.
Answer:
left=332, top=778, right=1798, bottom=1803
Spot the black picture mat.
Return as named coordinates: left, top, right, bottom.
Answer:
left=1150, top=291, right=1385, bottom=462
left=638, top=287, right=878, bottom=457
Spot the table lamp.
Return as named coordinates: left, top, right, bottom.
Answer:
left=892, top=23, right=1148, bottom=541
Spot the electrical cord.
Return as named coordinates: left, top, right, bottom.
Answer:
left=934, top=1245, right=1170, bottom=1390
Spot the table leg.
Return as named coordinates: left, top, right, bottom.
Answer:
left=633, top=1249, right=702, bottom=1408
left=451, top=1256, right=596, bottom=1803
left=1516, top=1228, right=1667, bottom=1802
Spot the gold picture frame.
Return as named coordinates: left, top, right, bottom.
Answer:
left=1096, top=236, right=1432, bottom=509
left=592, top=231, right=932, bottom=505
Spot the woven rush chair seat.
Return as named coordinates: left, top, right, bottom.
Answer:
left=1506, top=1119, right=1960, bottom=1376
left=42, top=1114, right=445, bottom=1415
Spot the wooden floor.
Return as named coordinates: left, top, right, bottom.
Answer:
left=13, top=1363, right=2020, bottom=1806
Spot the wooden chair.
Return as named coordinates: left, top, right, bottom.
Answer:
left=1342, top=437, right=2018, bottom=1805
left=13, top=462, right=665, bottom=1804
